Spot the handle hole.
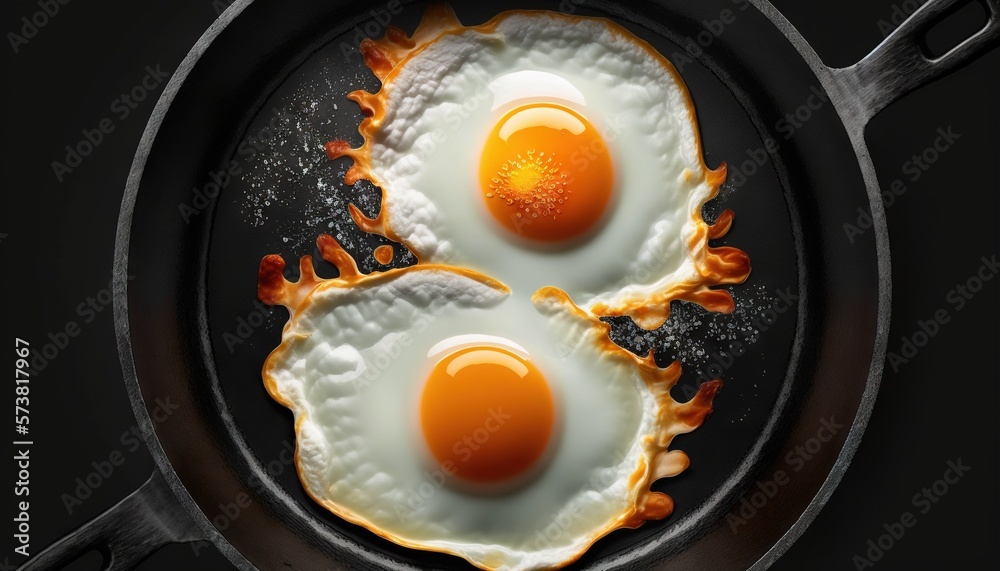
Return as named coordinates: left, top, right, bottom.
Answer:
left=921, top=0, right=990, bottom=58
left=61, top=548, right=105, bottom=571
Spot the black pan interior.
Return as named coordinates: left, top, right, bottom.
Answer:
left=124, top=0, right=880, bottom=568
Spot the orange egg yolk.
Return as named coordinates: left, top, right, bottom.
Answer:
left=420, top=346, right=555, bottom=485
left=479, top=103, right=614, bottom=243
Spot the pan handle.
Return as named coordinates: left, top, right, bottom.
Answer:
left=19, top=471, right=203, bottom=570
left=830, top=0, right=1000, bottom=125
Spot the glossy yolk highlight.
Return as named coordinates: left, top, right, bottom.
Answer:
left=420, top=346, right=555, bottom=485
left=479, top=103, right=614, bottom=243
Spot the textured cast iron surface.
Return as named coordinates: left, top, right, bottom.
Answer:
left=26, top=0, right=989, bottom=569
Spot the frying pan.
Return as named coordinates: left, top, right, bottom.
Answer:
left=22, top=0, right=999, bottom=569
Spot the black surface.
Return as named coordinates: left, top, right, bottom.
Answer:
left=121, top=0, right=862, bottom=568
left=3, top=0, right=997, bottom=570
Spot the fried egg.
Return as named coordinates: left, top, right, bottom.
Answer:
left=259, top=238, right=718, bottom=570
left=257, top=5, right=751, bottom=570
left=329, top=5, right=749, bottom=327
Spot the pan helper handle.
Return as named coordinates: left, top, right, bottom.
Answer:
left=830, top=0, right=1000, bottom=126
left=18, top=471, right=203, bottom=570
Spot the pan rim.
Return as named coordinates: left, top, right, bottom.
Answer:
left=112, top=1, right=891, bottom=569
left=743, top=1, right=890, bottom=569
left=113, top=1, right=260, bottom=568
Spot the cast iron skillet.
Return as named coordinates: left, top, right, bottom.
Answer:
left=23, top=0, right=999, bottom=569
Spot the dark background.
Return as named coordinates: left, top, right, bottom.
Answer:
left=2, top=0, right=997, bottom=570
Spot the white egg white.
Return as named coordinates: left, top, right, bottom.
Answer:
left=367, top=11, right=716, bottom=310
left=263, top=9, right=735, bottom=570
left=264, top=267, right=659, bottom=570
